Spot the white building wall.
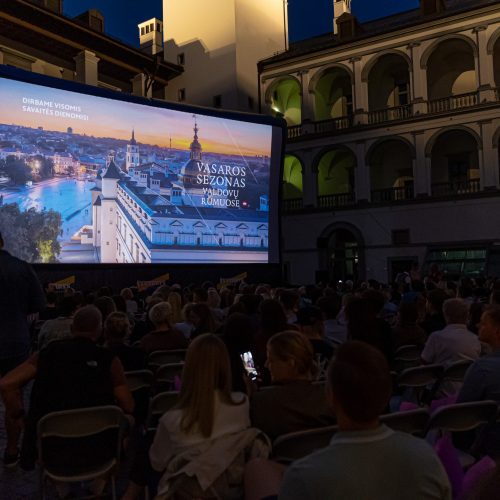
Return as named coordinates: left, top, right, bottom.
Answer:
left=100, top=199, right=118, bottom=262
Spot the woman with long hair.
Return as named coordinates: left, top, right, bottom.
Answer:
left=149, top=334, right=265, bottom=498
left=250, top=330, right=334, bottom=440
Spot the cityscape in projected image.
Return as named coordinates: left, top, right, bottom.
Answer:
left=0, top=78, right=273, bottom=264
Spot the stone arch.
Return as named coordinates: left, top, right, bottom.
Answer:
left=309, top=65, right=353, bottom=121
left=264, top=75, right=302, bottom=126
left=314, top=146, right=357, bottom=198
left=282, top=153, right=304, bottom=200
left=425, top=125, right=482, bottom=157
left=361, top=50, right=412, bottom=83
left=428, top=128, right=481, bottom=194
left=312, top=144, right=358, bottom=172
left=492, top=126, right=500, bottom=149
left=487, top=26, right=500, bottom=54
left=318, top=221, right=365, bottom=282
left=365, top=135, right=416, bottom=165
left=420, top=34, right=478, bottom=70
left=309, top=63, right=354, bottom=93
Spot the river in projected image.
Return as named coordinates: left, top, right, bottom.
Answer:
left=1, top=178, right=96, bottom=262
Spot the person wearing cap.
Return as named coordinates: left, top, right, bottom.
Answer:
left=0, top=231, right=45, bottom=467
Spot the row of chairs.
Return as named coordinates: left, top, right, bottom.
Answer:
left=271, top=400, right=500, bottom=466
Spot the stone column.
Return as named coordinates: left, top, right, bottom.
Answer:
left=351, top=57, right=368, bottom=125
left=74, top=50, right=100, bottom=86
left=407, top=42, right=428, bottom=114
left=131, top=73, right=153, bottom=98
left=479, top=120, right=498, bottom=188
left=354, top=140, right=370, bottom=202
left=474, top=26, right=496, bottom=102
left=413, top=131, right=429, bottom=196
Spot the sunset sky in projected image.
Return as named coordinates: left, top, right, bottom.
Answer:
left=0, top=78, right=272, bottom=157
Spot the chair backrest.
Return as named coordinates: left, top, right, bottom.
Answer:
left=380, top=409, right=429, bottom=436
left=155, top=362, right=184, bottom=392
left=37, top=405, right=124, bottom=476
left=442, top=360, right=473, bottom=382
left=125, top=370, right=154, bottom=393
left=272, top=425, right=338, bottom=463
left=147, top=391, right=180, bottom=431
left=148, top=350, right=187, bottom=370
left=394, top=345, right=423, bottom=361
left=398, top=364, right=444, bottom=389
left=426, top=401, right=499, bottom=434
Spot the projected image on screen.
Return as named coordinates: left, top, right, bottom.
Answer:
left=0, top=77, right=275, bottom=264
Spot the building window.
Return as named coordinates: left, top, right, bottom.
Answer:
left=177, top=53, right=185, bottom=65
left=392, top=229, right=410, bottom=245
left=141, top=27, right=145, bottom=36
left=213, top=95, right=222, bottom=108
left=397, top=83, right=409, bottom=106
left=150, top=23, right=154, bottom=32
left=157, top=22, right=162, bottom=32
left=145, top=25, right=150, bottom=34
left=178, top=88, right=186, bottom=102
left=248, top=96, right=254, bottom=110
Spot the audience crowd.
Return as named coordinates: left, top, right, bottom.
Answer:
left=3, top=261, right=500, bottom=498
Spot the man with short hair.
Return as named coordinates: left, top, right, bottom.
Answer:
left=0, top=305, right=134, bottom=469
left=0, top=230, right=45, bottom=466
left=421, top=298, right=481, bottom=367
left=278, top=342, right=451, bottom=500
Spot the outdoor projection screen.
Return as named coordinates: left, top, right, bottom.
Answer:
left=0, top=67, right=283, bottom=265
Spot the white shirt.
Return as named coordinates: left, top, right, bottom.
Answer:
left=150, top=391, right=250, bottom=472
left=421, top=324, right=481, bottom=366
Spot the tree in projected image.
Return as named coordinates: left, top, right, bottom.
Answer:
left=0, top=156, right=32, bottom=185
left=0, top=203, right=62, bottom=262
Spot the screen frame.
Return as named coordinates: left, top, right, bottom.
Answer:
left=0, top=64, right=286, bottom=268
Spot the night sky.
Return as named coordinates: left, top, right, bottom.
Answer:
left=64, top=0, right=420, bottom=47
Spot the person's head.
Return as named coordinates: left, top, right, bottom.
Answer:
left=112, top=294, right=127, bottom=313
left=397, top=301, right=419, bottom=326
left=93, top=296, right=117, bottom=324
left=316, top=295, right=342, bottom=320
left=207, top=287, right=221, bottom=309
left=177, top=334, right=235, bottom=437
left=266, top=330, right=316, bottom=383
left=327, top=341, right=391, bottom=428
left=193, top=287, right=208, bottom=304
left=490, top=290, right=500, bottom=306
left=191, top=302, right=217, bottom=333
left=223, top=312, right=254, bottom=353
left=279, top=290, right=299, bottom=312
left=259, top=299, right=288, bottom=336
left=167, top=291, right=183, bottom=323
left=120, top=287, right=134, bottom=301
left=442, top=298, right=469, bottom=325
left=148, top=301, right=172, bottom=329
left=296, top=306, right=324, bottom=339
left=45, top=291, right=57, bottom=306
left=57, top=296, right=77, bottom=317
left=478, top=306, right=500, bottom=348
left=71, top=305, right=102, bottom=341
left=426, top=288, right=449, bottom=315
left=104, top=312, right=131, bottom=344
left=361, top=289, right=386, bottom=315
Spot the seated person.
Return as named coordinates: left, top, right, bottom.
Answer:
left=277, top=341, right=451, bottom=500
left=129, top=334, right=266, bottom=499
left=392, top=301, right=427, bottom=349
left=316, top=295, right=346, bottom=345
left=0, top=305, right=134, bottom=469
left=140, top=302, right=188, bottom=354
left=457, top=305, right=500, bottom=458
left=295, top=307, right=334, bottom=373
left=104, top=312, right=146, bottom=371
left=250, top=331, right=335, bottom=441
left=37, top=296, right=77, bottom=350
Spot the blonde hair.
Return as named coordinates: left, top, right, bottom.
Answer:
left=176, top=334, right=240, bottom=437
left=168, top=291, right=183, bottom=323
left=267, top=330, right=316, bottom=378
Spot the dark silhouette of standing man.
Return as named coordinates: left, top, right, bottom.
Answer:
left=0, top=231, right=45, bottom=466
